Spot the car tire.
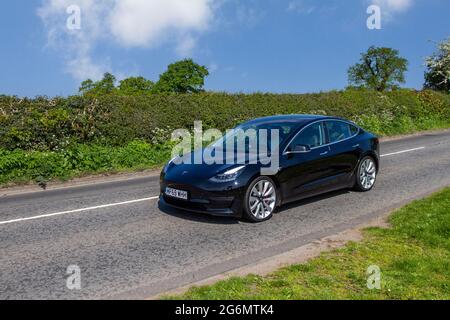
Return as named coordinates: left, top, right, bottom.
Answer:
left=243, top=176, right=278, bottom=223
left=354, top=156, right=377, bottom=192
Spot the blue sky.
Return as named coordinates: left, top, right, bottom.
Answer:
left=0, top=0, right=448, bottom=97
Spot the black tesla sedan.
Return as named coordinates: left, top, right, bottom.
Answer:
left=160, top=115, right=379, bottom=222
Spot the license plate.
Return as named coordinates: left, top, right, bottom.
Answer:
left=165, top=187, right=188, bottom=200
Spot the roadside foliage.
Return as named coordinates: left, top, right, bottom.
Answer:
left=0, top=89, right=449, bottom=185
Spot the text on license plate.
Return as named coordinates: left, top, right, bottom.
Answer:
left=165, top=187, right=188, bottom=200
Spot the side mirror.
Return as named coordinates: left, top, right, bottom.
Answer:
left=293, top=144, right=311, bottom=153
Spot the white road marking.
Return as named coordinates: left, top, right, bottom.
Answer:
left=0, top=146, right=427, bottom=226
left=0, top=196, right=159, bottom=226
left=381, top=147, right=425, bottom=158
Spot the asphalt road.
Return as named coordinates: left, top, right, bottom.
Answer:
left=1, top=130, right=450, bottom=299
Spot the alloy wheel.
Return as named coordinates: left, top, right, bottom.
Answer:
left=249, top=180, right=276, bottom=219
left=359, top=158, right=376, bottom=190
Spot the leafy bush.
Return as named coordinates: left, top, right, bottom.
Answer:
left=1, top=89, right=449, bottom=152
left=424, top=38, right=450, bottom=93
left=0, top=141, right=172, bottom=185
left=0, top=89, right=449, bottom=185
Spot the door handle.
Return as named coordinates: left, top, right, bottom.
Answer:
left=320, top=151, right=329, bottom=156
left=352, top=144, right=360, bottom=148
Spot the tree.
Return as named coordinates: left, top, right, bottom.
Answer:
left=154, top=59, right=209, bottom=93
left=79, top=79, right=95, bottom=93
left=79, top=73, right=117, bottom=95
left=424, top=38, right=450, bottom=93
left=348, top=46, right=408, bottom=92
left=118, top=77, right=154, bottom=95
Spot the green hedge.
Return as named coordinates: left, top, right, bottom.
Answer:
left=0, top=141, right=172, bottom=185
left=0, top=89, right=449, bottom=185
left=1, top=89, right=449, bottom=151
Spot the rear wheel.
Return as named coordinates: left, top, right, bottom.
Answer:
left=243, top=177, right=277, bottom=222
left=354, top=156, right=377, bottom=192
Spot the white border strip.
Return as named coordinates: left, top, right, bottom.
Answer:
left=381, top=147, right=425, bottom=158
left=0, top=197, right=159, bottom=226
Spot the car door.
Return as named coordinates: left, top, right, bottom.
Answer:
left=324, top=120, right=362, bottom=188
left=278, top=121, right=335, bottom=202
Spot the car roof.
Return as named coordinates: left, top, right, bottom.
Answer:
left=243, top=114, right=336, bottom=126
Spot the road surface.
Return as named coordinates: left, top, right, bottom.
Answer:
left=1, top=130, right=449, bottom=299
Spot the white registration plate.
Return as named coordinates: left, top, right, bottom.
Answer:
left=165, top=187, right=188, bottom=200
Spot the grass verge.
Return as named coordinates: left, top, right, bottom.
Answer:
left=0, top=140, right=172, bottom=187
left=167, top=188, right=450, bottom=300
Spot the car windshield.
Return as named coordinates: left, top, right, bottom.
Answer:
left=209, top=121, right=300, bottom=153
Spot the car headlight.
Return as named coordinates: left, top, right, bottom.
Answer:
left=209, top=166, right=246, bottom=183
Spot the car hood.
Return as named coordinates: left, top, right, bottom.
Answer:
left=164, top=148, right=253, bottom=182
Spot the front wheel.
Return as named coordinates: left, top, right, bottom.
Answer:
left=354, top=156, right=377, bottom=192
left=243, top=177, right=277, bottom=222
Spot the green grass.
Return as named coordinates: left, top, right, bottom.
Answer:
left=167, top=188, right=450, bottom=300
left=0, top=140, right=173, bottom=187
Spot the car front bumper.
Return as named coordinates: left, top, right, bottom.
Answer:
left=159, top=180, right=245, bottom=218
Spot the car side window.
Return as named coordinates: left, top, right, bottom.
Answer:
left=290, top=122, right=325, bottom=149
left=349, top=124, right=359, bottom=136
left=326, top=121, right=358, bottom=143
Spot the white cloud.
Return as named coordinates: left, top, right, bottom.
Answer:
left=235, top=4, right=265, bottom=27
left=66, top=47, right=110, bottom=82
left=208, top=63, right=219, bottom=73
left=370, top=0, right=413, bottom=19
left=287, top=1, right=315, bottom=14
left=109, top=0, right=213, bottom=47
left=38, top=0, right=217, bottom=81
left=175, top=35, right=197, bottom=57
left=38, top=0, right=113, bottom=81
left=373, top=0, right=412, bottom=12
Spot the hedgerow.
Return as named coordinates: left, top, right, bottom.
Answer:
left=1, top=89, right=449, bottom=151
left=0, top=89, right=449, bottom=185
